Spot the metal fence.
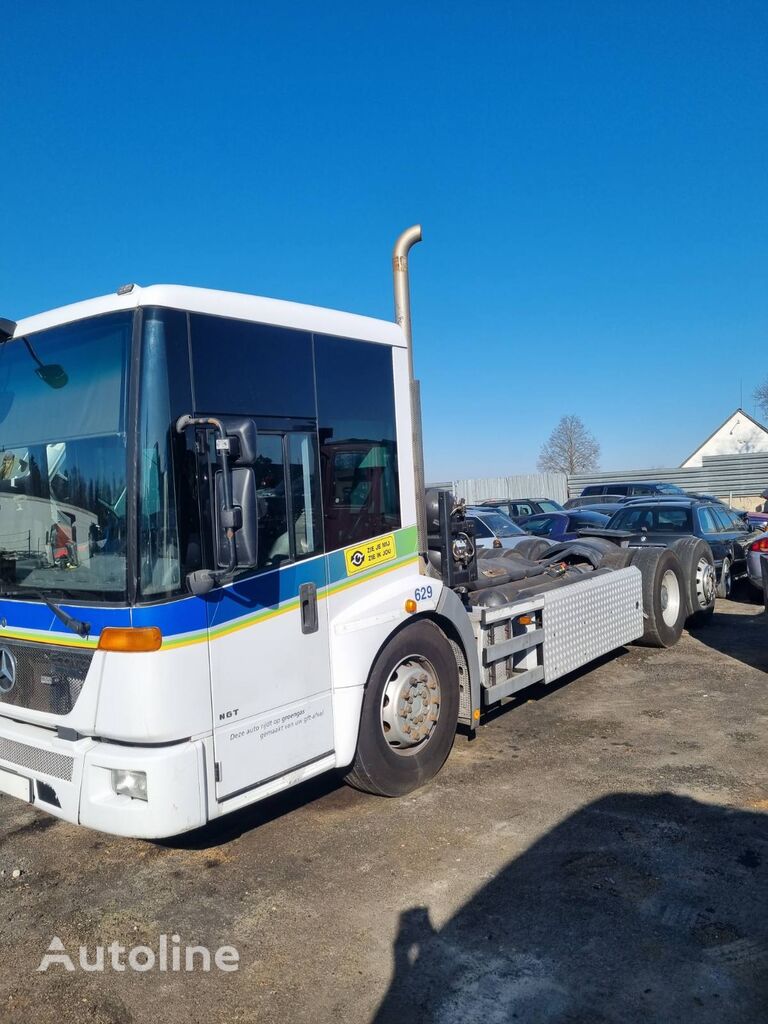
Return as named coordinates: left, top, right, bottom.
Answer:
left=441, top=452, right=768, bottom=507
left=569, top=452, right=768, bottom=499
left=449, top=473, right=569, bottom=505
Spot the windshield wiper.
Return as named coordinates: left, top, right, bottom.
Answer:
left=0, top=582, right=91, bottom=638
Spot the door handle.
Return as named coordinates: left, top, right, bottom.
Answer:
left=299, top=582, right=319, bottom=635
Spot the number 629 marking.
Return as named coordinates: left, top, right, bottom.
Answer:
left=414, top=585, right=433, bottom=601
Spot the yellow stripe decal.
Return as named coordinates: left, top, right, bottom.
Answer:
left=161, top=553, right=420, bottom=651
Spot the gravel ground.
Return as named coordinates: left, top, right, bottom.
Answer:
left=1, top=593, right=767, bottom=1024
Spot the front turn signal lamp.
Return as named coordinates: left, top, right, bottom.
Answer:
left=98, top=626, right=162, bottom=653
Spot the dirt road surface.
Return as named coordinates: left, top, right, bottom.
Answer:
left=1, top=595, right=767, bottom=1023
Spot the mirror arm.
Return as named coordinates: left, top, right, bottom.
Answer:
left=176, top=414, right=241, bottom=593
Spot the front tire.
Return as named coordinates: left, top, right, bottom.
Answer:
left=344, top=620, right=460, bottom=797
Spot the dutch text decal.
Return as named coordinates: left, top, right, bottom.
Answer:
left=344, top=533, right=397, bottom=576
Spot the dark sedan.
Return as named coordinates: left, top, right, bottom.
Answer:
left=563, top=494, right=626, bottom=510
left=604, top=498, right=751, bottom=597
left=479, top=497, right=564, bottom=522
left=518, top=510, right=611, bottom=542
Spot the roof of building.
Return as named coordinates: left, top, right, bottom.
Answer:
left=680, top=407, right=768, bottom=467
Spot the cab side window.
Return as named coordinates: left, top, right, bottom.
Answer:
left=190, top=314, right=314, bottom=418
left=256, top=432, right=323, bottom=569
left=254, top=434, right=290, bottom=568
left=288, top=432, right=322, bottom=560
left=315, top=336, right=401, bottom=551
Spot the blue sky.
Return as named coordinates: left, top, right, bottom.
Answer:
left=1, top=2, right=766, bottom=480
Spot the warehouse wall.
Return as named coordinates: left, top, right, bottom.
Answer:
left=443, top=452, right=768, bottom=510
left=570, top=452, right=768, bottom=501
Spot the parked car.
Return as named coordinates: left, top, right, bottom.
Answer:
left=518, top=510, right=611, bottom=542
left=685, top=492, right=725, bottom=504
left=580, top=481, right=685, bottom=498
left=464, top=507, right=553, bottom=558
left=603, top=497, right=751, bottom=598
left=573, top=501, right=625, bottom=517
left=478, top=497, right=563, bottom=521
left=564, top=493, right=625, bottom=509
left=745, top=533, right=768, bottom=594
left=683, top=492, right=755, bottom=527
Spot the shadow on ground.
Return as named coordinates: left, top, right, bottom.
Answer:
left=373, top=792, right=768, bottom=1024
left=688, top=591, right=768, bottom=674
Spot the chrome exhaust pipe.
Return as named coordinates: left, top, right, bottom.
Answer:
left=393, top=225, right=427, bottom=567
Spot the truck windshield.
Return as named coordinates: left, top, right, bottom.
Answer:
left=0, top=311, right=132, bottom=601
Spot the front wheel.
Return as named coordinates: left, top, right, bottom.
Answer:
left=344, top=620, right=460, bottom=797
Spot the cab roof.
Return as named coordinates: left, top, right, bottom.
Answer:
left=10, top=284, right=406, bottom=349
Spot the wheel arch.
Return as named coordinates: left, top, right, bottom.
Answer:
left=358, top=594, right=481, bottom=731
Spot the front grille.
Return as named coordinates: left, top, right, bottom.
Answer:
left=0, top=736, right=73, bottom=780
left=0, top=639, right=94, bottom=716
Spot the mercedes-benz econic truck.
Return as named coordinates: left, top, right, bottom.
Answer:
left=0, top=228, right=710, bottom=838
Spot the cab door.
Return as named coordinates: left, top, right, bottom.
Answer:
left=206, top=428, right=334, bottom=801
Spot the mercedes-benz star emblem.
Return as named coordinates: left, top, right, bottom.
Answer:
left=0, top=647, right=17, bottom=694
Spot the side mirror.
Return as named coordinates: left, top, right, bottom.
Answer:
left=176, top=413, right=258, bottom=596
left=215, top=467, right=258, bottom=569
left=35, top=364, right=69, bottom=389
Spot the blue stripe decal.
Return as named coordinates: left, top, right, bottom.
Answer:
left=0, top=527, right=417, bottom=645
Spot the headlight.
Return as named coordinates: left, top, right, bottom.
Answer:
left=111, top=769, right=148, bottom=802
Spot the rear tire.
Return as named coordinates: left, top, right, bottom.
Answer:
left=630, top=547, right=687, bottom=648
left=344, top=620, right=460, bottom=797
left=670, top=536, right=716, bottom=622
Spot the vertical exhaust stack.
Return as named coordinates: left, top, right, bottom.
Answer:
left=392, top=225, right=427, bottom=568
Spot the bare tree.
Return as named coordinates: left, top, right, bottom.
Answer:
left=537, top=415, right=600, bottom=475
left=754, top=380, right=768, bottom=421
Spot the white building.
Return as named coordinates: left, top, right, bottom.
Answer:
left=681, top=408, right=768, bottom=468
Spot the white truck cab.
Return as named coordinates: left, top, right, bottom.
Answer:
left=0, top=231, right=693, bottom=838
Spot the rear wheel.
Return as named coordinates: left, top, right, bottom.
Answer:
left=717, top=557, right=732, bottom=599
left=344, top=620, right=460, bottom=797
left=630, top=547, right=687, bottom=648
left=671, top=537, right=716, bottom=621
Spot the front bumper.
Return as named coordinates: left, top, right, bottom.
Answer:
left=0, top=716, right=208, bottom=838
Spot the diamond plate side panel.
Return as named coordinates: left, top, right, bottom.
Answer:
left=542, top=568, right=643, bottom=682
